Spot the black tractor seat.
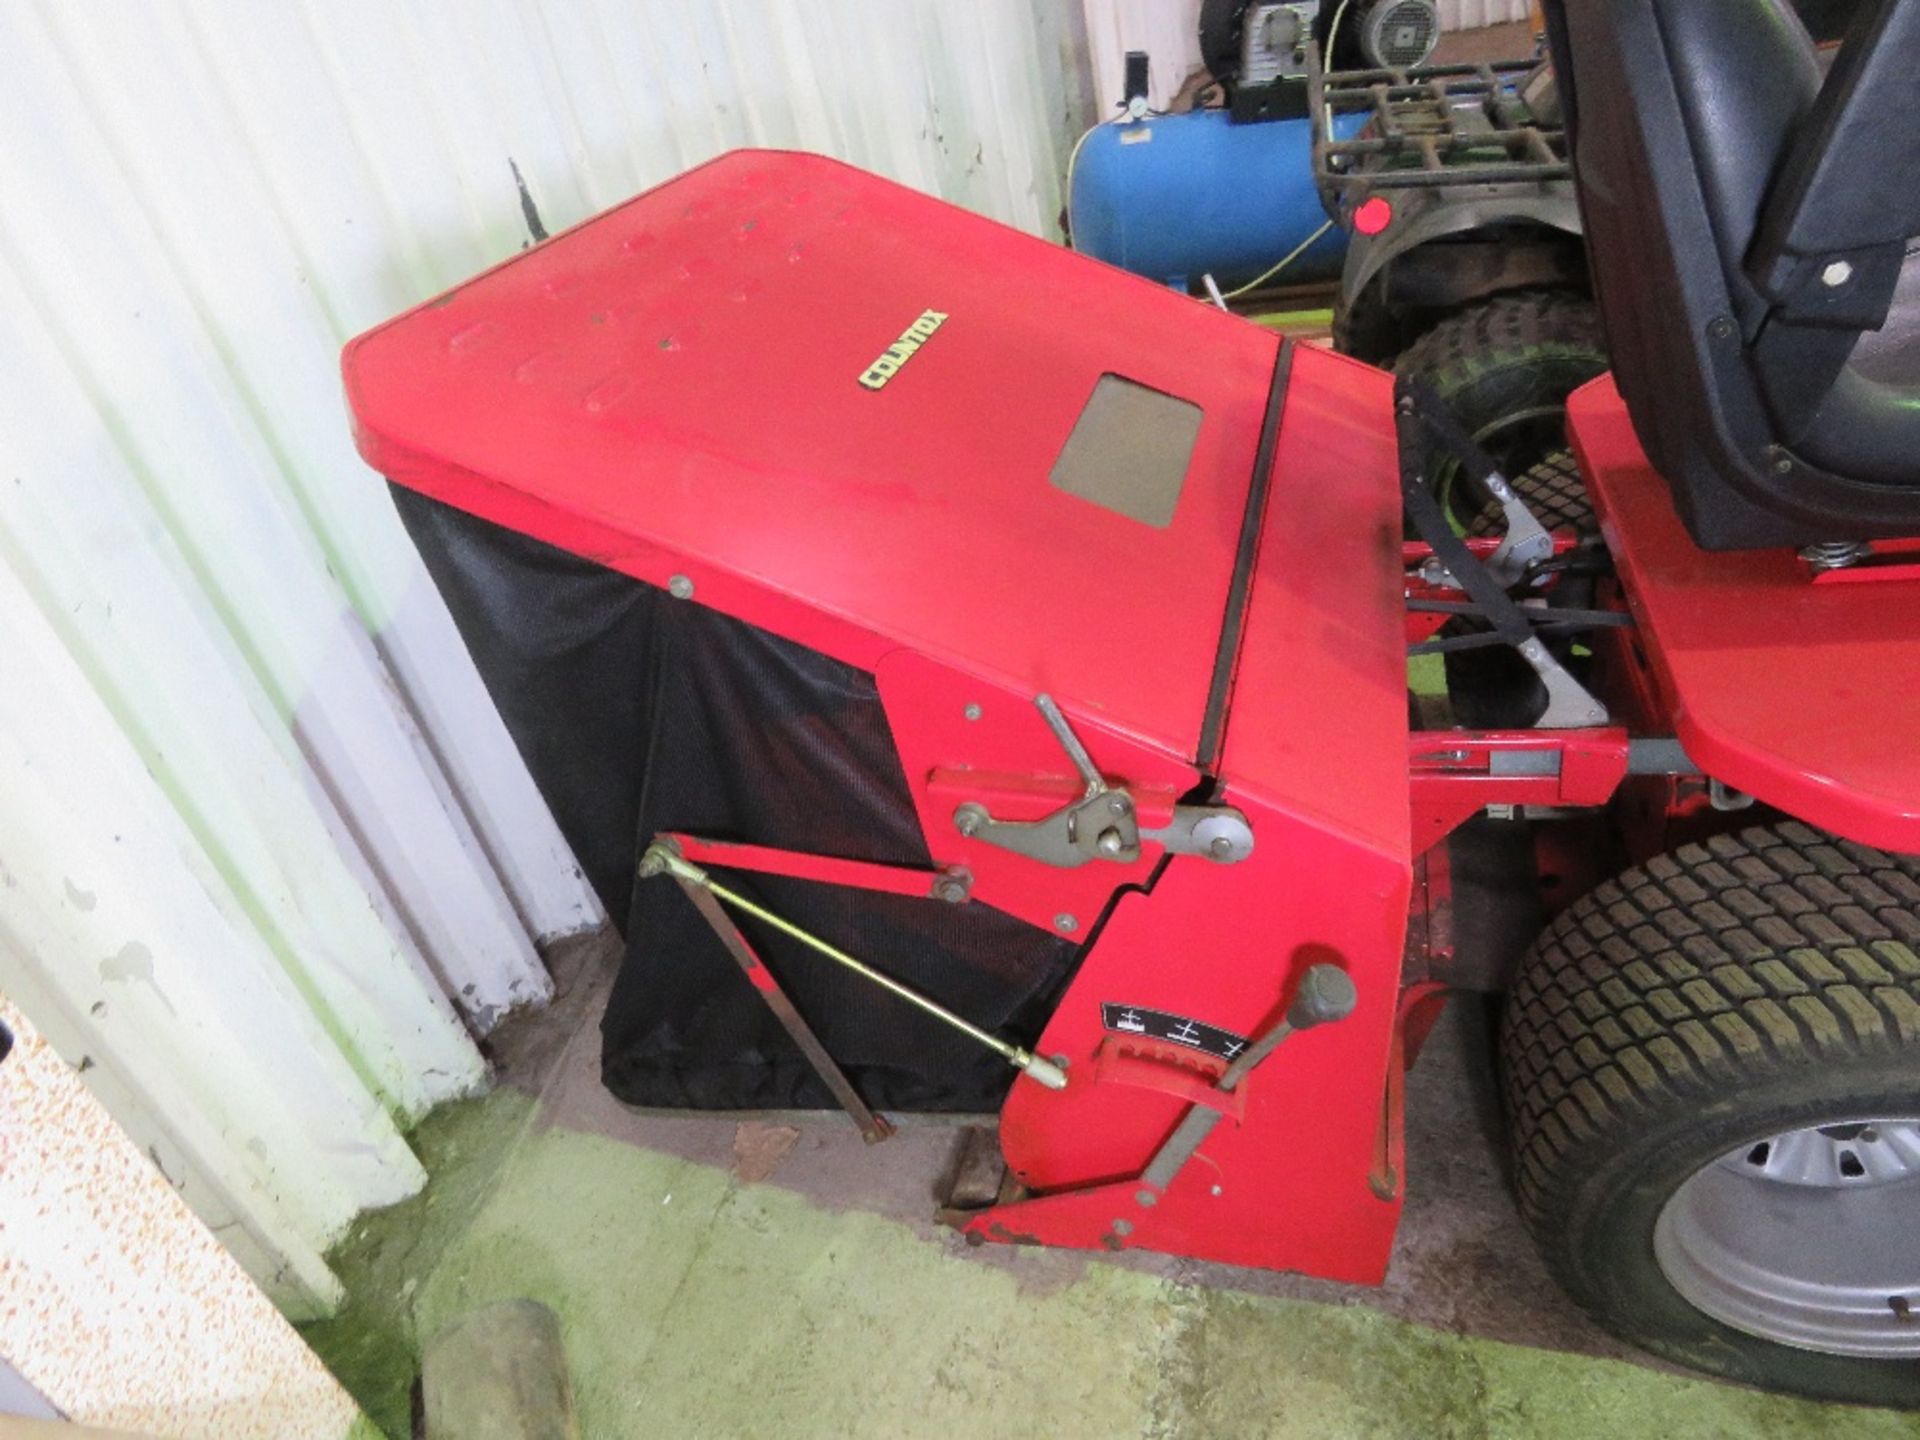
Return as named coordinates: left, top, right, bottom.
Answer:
left=1546, top=0, right=1920, bottom=550
left=1851, top=243, right=1920, bottom=386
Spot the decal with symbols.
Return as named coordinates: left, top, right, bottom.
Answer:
left=1100, top=1003, right=1249, bottom=1061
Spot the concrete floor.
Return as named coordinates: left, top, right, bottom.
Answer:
left=304, top=932, right=1920, bottom=1439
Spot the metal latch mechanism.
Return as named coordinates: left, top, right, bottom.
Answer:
left=952, top=694, right=1254, bottom=869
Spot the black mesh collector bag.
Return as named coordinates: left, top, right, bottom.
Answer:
left=392, top=489, right=1079, bottom=1111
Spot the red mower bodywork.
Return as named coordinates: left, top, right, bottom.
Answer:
left=345, top=151, right=1920, bottom=1287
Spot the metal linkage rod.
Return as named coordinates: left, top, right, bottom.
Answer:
left=639, top=841, right=1069, bottom=1091
left=669, top=873, right=893, bottom=1143
left=1035, top=692, right=1105, bottom=797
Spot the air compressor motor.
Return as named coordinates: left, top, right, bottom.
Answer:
left=1202, top=0, right=1442, bottom=121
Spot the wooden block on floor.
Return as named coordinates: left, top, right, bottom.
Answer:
left=422, top=1300, right=579, bottom=1440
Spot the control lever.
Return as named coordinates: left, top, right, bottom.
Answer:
left=1133, top=965, right=1358, bottom=1200
left=953, top=694, right=1255, bottom=868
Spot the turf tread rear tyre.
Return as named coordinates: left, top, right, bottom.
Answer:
left=1465, top=450, right=1592, bottom=537
left=1502, top=821, right=1920, bottom=1406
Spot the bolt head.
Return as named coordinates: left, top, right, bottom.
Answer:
left=1707, top=315, right=1736, bottom=341
left=1054, top=913, right=1079, bottom=933
left=1821, top=259, right=1854, bottom=288
left=667, top=574, right=695, bottom=600
left=963, top=703, right=982, bottom=722
left=1208, top=835, right=1235, bottom=861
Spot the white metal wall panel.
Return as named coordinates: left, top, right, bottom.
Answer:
left=0, top=0, right=1090, bottom=1316
left=1439, top=0, right=1532, bottom=29
left=1084, top=0, right=1207, bottom=117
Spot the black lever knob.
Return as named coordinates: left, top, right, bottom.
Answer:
left=1287, top=964, right=1358, bottom=1030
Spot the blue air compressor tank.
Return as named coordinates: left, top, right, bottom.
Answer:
left=1068, top=108, right=1362, bottom=290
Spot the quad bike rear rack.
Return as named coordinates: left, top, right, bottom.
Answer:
left=1308, top=47, right=1569, bottom=199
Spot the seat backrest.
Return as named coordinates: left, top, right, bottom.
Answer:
left=1545, top=0, right=1920, bottom=550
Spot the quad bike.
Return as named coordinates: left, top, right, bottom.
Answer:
left=1313, top=0, right=1867, bottom=535
left=1307, top=36, right=1606, bottom=535
left=344, top=0, right=1920, bottom=1409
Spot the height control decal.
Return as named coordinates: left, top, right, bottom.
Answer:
left=1100, top=1003, right=1249, bottom=1061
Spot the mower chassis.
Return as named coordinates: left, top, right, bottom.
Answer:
left=346, top=151, right=1920, bottom=1293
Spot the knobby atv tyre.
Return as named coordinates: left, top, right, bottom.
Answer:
left=1396, top=291, right=1607, bottom=525
left=1198, top=0, right=1249, bottom=82
left=1501, top=821, right=1920, bottom=1407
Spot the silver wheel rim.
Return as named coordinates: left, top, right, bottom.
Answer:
left=1654, top=1117, right=1920, bottom=1358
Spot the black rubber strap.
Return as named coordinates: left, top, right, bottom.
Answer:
left=1406, top=598, right=1632, bottom=626
left=1396, top=384, right=1540, bottom=653
left=1413, top=625, right=1604, bottom=658
left=1400, top=376, right=1510, bottom=503
left=1197, top=339, right=1293, bottom=770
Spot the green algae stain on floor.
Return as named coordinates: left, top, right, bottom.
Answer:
left=1162, top=1289, right=1918, bottom=1440
left=413, top=1154, right=1168, bottom=1439
left=301, top=1086, right=1920, bottom=1440
left=300, top=1088, right=542, bottom=1436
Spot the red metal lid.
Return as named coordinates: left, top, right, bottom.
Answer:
left=346, top=150, right=1280, bottom=762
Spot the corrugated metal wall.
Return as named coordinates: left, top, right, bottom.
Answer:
left=0, top=0, right=1091, bottom=1319
left=1438, top=0, right=1533, bottom=33
left=1083, top=0, right=1207, bottom=115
